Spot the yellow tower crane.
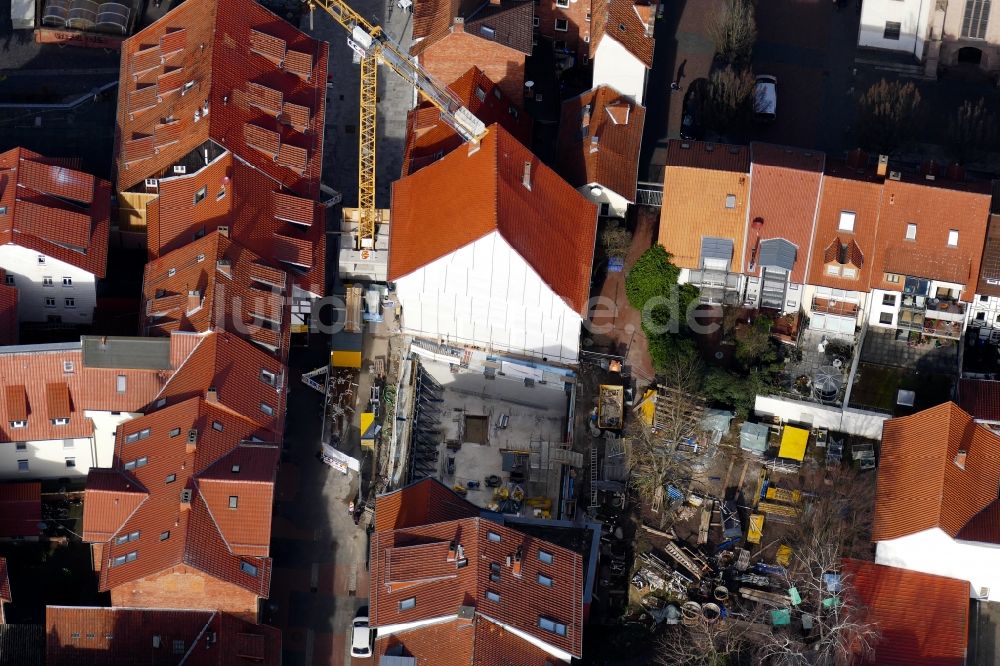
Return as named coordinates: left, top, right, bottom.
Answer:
left=307, top=0, right=489, bottom=251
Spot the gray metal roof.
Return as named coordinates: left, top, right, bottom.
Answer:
left=700, top=237, right=734, bottom=265
left=0, top=341, right=79, bottom=355
left=758, top=238, right=797, bottom=271
left=740, top=421, right=769, bottom=453
left=81, top=336, right=172, bottom=370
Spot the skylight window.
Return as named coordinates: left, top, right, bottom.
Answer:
left=538, top=550, right=554, bottom=564
left=240, top=561, right=258, bottom=576
left=538, top=617, right=567, bottom=636
left=399, top=597, right=416, bottom=611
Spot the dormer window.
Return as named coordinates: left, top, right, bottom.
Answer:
left=52, top=418, right=70, bottom=426
left=10, top=420, right=26, bottom=428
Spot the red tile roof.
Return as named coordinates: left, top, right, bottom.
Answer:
left=0, top=269, right=16, bottom=346
left=557, top=86, right=645, bottom=203
left=807, top=166, right=884, bottom=290
left=115, top=0, right=328, bottom=199
left=842, top=559, right=969, bottom=666
left=743, top=143, right=824, bottom=283
left=143, top=153, right=326, bottom=297
left=389, top=124, right=597, bottom=314
left=154, top=331, right=286, bottom=436
left=371, top=480, right=584, bottom=659
left=402, top=66, right=533, bottom=177
left=869, top=179, right=990, bottom=296
left=589, top=0, right=655, bottom=68
left=412, top=0, right=533, bottom=56
left=142, top=232, right=291, bottom=362
left=0, top=147, right=111, bottom=277
left=0, top=336, right=192, bottom=444
left=45, top=606, right=281, bottom=666
left=873, top=402, right=1000, bottom=544
left=85, top=396, right=278, bottom=599
left=0, top=482, right=40, bottom=539
left=374, top=616, right=569, bottom=665
left=374, top=477, right=481, bottom=532
left=957, top=378, right=1000, bottom=423
left=976, top=213, right=1000, bottom=297
left=0, top=557, right=9, bottom=604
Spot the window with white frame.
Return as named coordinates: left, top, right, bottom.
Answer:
left=905, top=223, right=917, bottom=240
left=948, top=229, right=959, bottom=246
left=838, top=211, right=856, bottom=232
left=43, top=276, right=53, bottom=287
left=63, top=277, right=72, bottom=286
left=555, top=18, right=568, bottom=31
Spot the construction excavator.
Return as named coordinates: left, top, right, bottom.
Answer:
left=306, top=0, right=489, bottom=253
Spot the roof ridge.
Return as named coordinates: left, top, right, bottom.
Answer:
left=152, top=331, right=212, bottom=403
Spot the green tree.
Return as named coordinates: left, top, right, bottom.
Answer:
left=857, top=78, right=922, bottom=154
left=734, top=316, right=779, bottom=370
left=703, top=367, right=765, bottom=416
left=626, top=244, right=682, bottom=311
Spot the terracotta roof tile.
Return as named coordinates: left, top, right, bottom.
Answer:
left=807, top=167, right=883, bottom=290
left=244, top=124, right=280, bottom=158
left=0, top=482, right=41, bottom=538
left=842, top=559, right=969, bottom=666
left=0, top=147, right=110, bottom=277
left=81, top=470, right=147, bottom=542
left=371, top=479, right=584, bottom=659
left=744, top=143, right=824, bottom=283
left=390, top=124, right=597, bottom=314
left=246, top=82, right=283, bottom=117
left=45, top=382, right=71, bottom=419
left=0, top=273, right=17, bottom=346
left=0, top=557, right=9, bottom=603
left=116, top=0, right=329, bottom=198
left=0, top=338, right=185, bottom=444
left=45, top=606, right=282, bottom=666
left=870, top=179, right=990, bottom=296
left=141, top=232, right=291, bottom=361
left=127, top=85, right=158, bottom=115
left=658, top=140, right=750, bottom=271
left=557, top=86, right=645, bottom=203
left=197, top=444, right=279, bottom=556
left=412, top=0, right=533, bottom=56
left=88, top=397, right=276, bottom=598
left=275, top=143, right=308, bottom=174
left=402, top=66, right=533, bottom=176
left=590, top=0, right=654, bottom=68
left=374, top=616, right=568, bottom=665
left=957, top=378, right=1000, bottom=423
left=975, top=214, right=1000, bottom=297
left=873, top=402, right=1000, bottom=544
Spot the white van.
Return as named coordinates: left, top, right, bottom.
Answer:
left=754, top=75, right=777, bottom=123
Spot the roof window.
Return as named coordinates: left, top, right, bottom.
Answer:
left=399, top=597, right=416, bottom=611
left=486, top=590, right=500, bottom=602
left=538, top=550, right=554, bottom=564
left=838, top=211, right=855, bottom=232
left=240, top=561, right=258, bottom=576
left=538, top=573, right=554, bottom=587
left=487, top=531, right=502, bottom=543
left=538, top=617, right=567, bottom=636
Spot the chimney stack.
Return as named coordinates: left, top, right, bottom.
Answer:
left=522, top=161, right=532, bottom=190
left=206, top=387, right=218, bottom=403
left=590, top=135, right=600, bottom=154
left=453, top=17, right=464, bottom=32
left=581, top=104, right=591, bottom=129
left=876, top=154, right=888, bottom=177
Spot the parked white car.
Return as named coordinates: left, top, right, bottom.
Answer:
left=351, top=608, right=374, bottom=658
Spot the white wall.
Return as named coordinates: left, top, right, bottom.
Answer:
left=802, top=284, right=865, bottom=337
left=859, top=0, right=933, bottom=58
left=578, top=183, right=631, bottom=219
left=395, top=231, right=583, bottom=364
left=87, top=410, right=138, bottom=468
left=592, top=37, right=646, bottom=104
left=969, top=293, right=1000, bottom=331
left=0, top=244, right=97, bottom=325
left=876, top=528, right=996, bottom=600
left=753, top=395, right=887, bottom=439
left=0, top=436, right=93, bottom=480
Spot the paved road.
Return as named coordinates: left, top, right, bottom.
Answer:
left=268, top=341, right=370, bottom=666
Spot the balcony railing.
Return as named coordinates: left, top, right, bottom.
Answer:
left=811, top=296, right=859, bottom=318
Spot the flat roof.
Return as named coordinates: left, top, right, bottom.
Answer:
left=81, top=336, right=172, bottom=370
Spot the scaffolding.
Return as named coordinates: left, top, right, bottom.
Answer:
left=408, top=363, right=444, bottom=481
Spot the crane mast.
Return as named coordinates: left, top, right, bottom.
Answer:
left=307, top=0, right=488, bottom=251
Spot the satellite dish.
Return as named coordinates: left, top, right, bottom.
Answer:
left=525, top=81, right=535, bottom=89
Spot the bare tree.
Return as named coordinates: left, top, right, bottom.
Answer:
left=701, top=66, right=756, bottom=134
left=627, top=351, right=704, bottom=526
left=756, top=541, right=881, bottom=666
left=707, top=0, right=757, bottom=67
left=947, top=97, right=998, bottom=164
left=787, top=465, right=877, bottom=561
left=857, top=78, right=923, bottom=154
left=656, top=616, right=764, bottom=666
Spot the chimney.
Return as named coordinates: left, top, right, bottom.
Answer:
left=453, top=16, right=464, bottom=32
left=490, top=0, right=501, bottom=6
left=522, top=161, right=532, bottom=190
left=876, top=154, right=888, bottom=177
left=216, top=259, right=232, bottom=278
left=206, top=387, right=218, bottom=403
left=581, top=104, right=591, bottom=128
left=186, top=290, right=202, bottom=312
left=186, top=428, right=198, bottom=454
left=447, top=540, right=457, bottom=562
left=590, top=135, right=600, bottom=154
left=512, top=545, right=523, bottom=577
left=180, top=488, right=193, bottom=511
left=456, top=605, right=476, bottom=628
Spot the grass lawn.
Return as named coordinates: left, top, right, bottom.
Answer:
left=848, top=362, right=954, bottom=416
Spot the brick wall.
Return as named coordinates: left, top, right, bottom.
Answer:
left=535, top=0, right=591, bottom=61
left=422, top=32, right=527, bottom=105
left=110, top=565, right=260, bottom=622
